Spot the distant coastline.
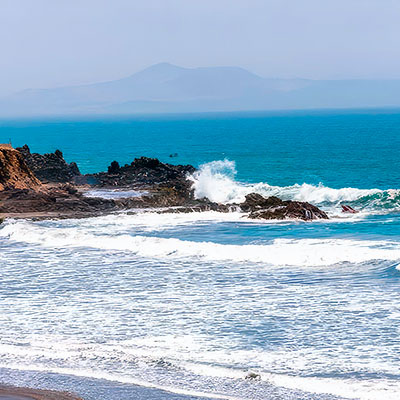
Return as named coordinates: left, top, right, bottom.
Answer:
left=2, top=63, right=400, bottom=117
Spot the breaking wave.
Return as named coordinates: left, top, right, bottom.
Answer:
left=1, top=220, right=400, bottom=267
left=189, top=160, right=400, bottom=212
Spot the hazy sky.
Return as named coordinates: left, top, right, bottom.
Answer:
left=1, top=0, right=400, bottom=96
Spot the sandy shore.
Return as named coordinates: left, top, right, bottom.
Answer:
left=0, top=386, right=82, bottom=400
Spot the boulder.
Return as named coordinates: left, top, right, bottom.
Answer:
left=240, top=193, right=328, bottom=221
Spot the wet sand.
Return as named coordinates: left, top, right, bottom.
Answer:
left=0, top=386, right=81, bottom=400
left=0, top=397, right=33, bottom=400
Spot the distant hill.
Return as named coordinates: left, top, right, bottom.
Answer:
left=1, top=62, right=400, bottom=116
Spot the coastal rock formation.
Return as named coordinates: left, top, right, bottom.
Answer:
left=16, top=144, right=81, bottom=183
left=88, top=156, right=196, bottom=201
left=0, top=146, right=329, bottom=221
left=240, top=193, right=328, bottom=221
left=0, top=150, right=198, bottom=217
left=93, top=157, right=195, bottom=185
left=0, top=186, right=116, bottom=217
left=0, top=144, right=42, bottom=191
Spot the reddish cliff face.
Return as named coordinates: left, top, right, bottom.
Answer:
left=0, top=144, right=42, bottom=191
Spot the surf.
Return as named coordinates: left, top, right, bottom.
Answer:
left=2, top=219, right=400, bottom=267
left=189, top=160, right=400, bottom=213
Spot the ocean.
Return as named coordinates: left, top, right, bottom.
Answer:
left=1, top=110, right=400, bottom=400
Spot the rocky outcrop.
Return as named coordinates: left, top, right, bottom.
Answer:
left=16, top=144, right=81, bottom=183
left=239, top=193, right=328, bottom=221
left=0, top=186, right=116, bottom=217
left=156, top=193, right=329, bottom=221
left=0, top=145, right=42, bottom=191
left=0, top=146, right=329, bottom=221
left=87, top=156, right=196, bottom=202
left=92, top=157, right=195, bottom=185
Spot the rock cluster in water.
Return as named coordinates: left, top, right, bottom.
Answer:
left=0, top=145, right=329, bottom=221
left=240, top=193, right=328, bottom=221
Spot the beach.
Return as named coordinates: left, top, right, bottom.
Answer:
left=0, top=384, right=81, bottom=400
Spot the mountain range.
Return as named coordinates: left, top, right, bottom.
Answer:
left=1, top=63, right=400, bottom=116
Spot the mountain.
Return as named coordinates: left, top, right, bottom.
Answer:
left=1, top=63, right=400, bottom=116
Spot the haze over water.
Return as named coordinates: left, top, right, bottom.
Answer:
left=1, top=110, right=400, bottom=399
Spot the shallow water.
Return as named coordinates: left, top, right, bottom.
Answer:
left=1, top=110, right=400, bottom=399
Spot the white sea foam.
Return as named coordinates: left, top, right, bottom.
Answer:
left=189, top=160, right=394, bottom=212
left=73, top=210, right=252, bottom=232
left=2, top=335, right=400, bottom=400
left=1, top=220, right=400, bottom=266
left=189, top=160, right=245, bottom=203
left=83, top=189, right=148, bottom=199
left=269, top=374, right=400, bottom=400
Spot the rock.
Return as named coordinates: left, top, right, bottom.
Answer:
left=0, top=144, right=42, bottom=191
left=16, top=144, right=81, bottom=183
left=62, top=183, right=78, bottom=195
left=245, top=372, right=261, bottom=380
left=0, top=186, right=116, bottom=216
left=240, top=193, right=328, bottom=221
left=108, top=160, right=120, bottom=173
left=240, top=193, right=283, bottom=212
left=131, top=156, right=161, bottom=169
left=89, top=156, right=196, bottom=201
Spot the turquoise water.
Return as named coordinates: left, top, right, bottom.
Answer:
left=2, top=110, right=400, bottom=187
left=1, top=110, right=400, bottom=400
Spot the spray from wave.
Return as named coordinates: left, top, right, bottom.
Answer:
left=189, top=160, right=400, bottom=212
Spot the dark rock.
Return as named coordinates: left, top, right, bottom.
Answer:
left=240, top=193, right=328, bottom=221
left=62, top=183, right=78, bottom=195
left=245, top=372, right=261, bottom=380
left=54, top=149, right=63, bottom=158
left=0, top=186, right=116, bottom=216
left=16, top=144, right=81, bottom=183
left=89, top=156, right=196, bottom=202
left=240, top=193, right=283, bottom=212
left=131, top=156, right=161, bottom=169
left=108, top=160, right=120, bottom=173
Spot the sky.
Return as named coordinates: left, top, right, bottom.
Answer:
left=1, top=0, right=400, bottom=96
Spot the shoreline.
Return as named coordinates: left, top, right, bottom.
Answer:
left=0, top=368, right=214, bottom=400
left=0, top=386, right=82, bottom=400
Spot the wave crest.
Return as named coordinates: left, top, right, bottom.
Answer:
left=2, top=221, right=400, bottom=266
left=189, top=160, right=399, bottom=212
